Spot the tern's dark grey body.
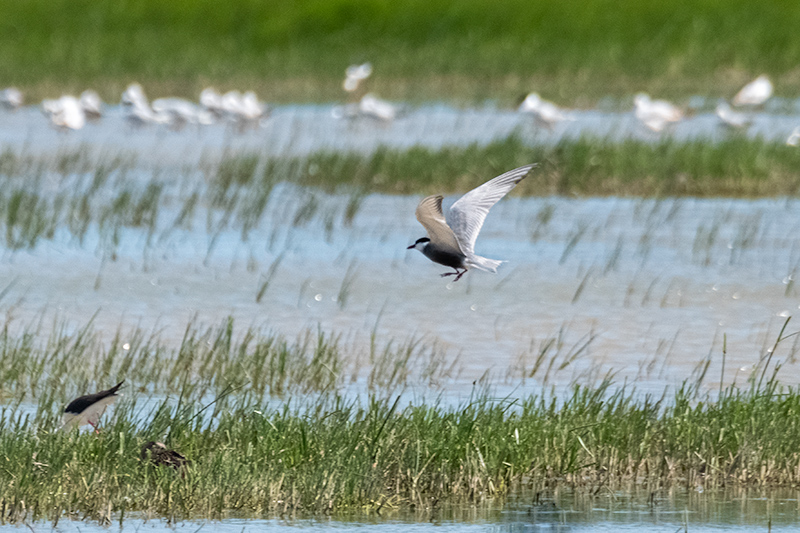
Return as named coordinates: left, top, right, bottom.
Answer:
left=421, top=243, right=466, bottom=270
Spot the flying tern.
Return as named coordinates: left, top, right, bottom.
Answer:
left=407, top=165, right=534, bottom=281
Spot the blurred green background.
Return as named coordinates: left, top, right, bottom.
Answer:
left=2, top=0, right=799, bottom=102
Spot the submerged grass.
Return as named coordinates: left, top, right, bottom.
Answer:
left=3, top=0, right=800, bottom=103
left=1, top=135, right=799, bottom=253
left=0, top=317, right=456, bottom=404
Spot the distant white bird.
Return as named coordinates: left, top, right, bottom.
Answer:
left=126, top=102, right=171, bottom=128
left=62, top=381, right=124, bottom=433
left=120, top=84, right=174, bottom=127
left=733, top=75, right=773, bottom=106
left=407, top=165, right=534, bottom=281
left=200, top=87, right=225, bottom=117
left=518, top=93, right=571, bottom=128
left=0, top=88, right=23, bottom=110
left=80, top=90, right=103, bottom=120
left=41, top=95, right=86, bottom=130
left=240, top=91, right=267, bottom=121
left=343, top=62, right=372, bottom=93
left=152, top=97, right=213, bottom=128
left=359, top=93, right=397, bottom=122
left=715, top=101, right=751, bottom=129
left=219, top=90, right=267, bottom=128
left=634, top=93, right=683, bottom=132
left=787, top=127, right=800, bottom=147
left=121, top=83, right=148, bottom=108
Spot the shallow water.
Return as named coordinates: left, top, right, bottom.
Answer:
left=1, top=101, right=799, bottom=165
left=6, top=488, right=800, bottom=531
left=2, top=183, right=799, bottom=398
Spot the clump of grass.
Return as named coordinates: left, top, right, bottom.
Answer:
left=0, top=320, right=798, bottom=523
left=0, top=316, right=457, bottom=401
left=4, top=374, right=800, bottom=523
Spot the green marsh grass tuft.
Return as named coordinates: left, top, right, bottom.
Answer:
left=0, top=318, right=799, bottom=521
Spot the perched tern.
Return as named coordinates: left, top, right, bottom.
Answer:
left=407, top=165, right=534, bottom=281
left=0, top=88, right=23, bottom=110
left=634, top=93, right=683, bottom=132
left=80, top=90, right=103, bottom=120
left=733, top=75, right=773, bottom=106
left=359, top=93, right=397, bottom=121
left=220, top=90, right=267, bottom=128
left=121, top=83, right=148, bottom=108
left=62, top=381, right=124, bottom=433
left=518, top=93, right=571, bottom=128
left=343, top=62, right=372, bottom=93
left=200, top=87, right=225, bottom=117
left=715, top=101, right=751, bottom=129
left=152, top=97, right=213, bottom=128
left=42, top=95, right=86, bottom=130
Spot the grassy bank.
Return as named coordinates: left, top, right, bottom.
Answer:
left=0, top=318, right=798, bottom=522
left=3, top=377, right=800, bottom=522
left=1, top=135, right=799, bottom=252
left=2, top=0, right=800, bottom=103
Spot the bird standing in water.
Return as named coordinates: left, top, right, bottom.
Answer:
left=62, top=381, right=124, bottom=433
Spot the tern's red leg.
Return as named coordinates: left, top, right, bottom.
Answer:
left=89, top=421, right=100, bottom=435
left=441, top=269, right=467, bottom=281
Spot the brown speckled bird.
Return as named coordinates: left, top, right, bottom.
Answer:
left=140, top=441, right=190, bottom=472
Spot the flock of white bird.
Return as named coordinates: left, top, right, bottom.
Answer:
left=1, top=71, right=799, bottom=144
left=518, top=74, right=800, bottom=145
left=0, top=83, right=270, bottom=131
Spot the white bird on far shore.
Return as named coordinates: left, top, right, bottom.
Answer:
left=121, top=83, right=148, bottom=109
left=518, top=93, right=572, bottom=129
left=152, top=97, right=214, bottom=128
left=41, top=95, right=86, bottom=130
left=220, top=90, right=268, bottom=127
left=344, top=62, right=372, bottom=93
left=0, top=88, right=23, bottom=110
left=359, top=93, right=397, bottom=122
left=80, top=90, right=103, bottom=120
left=634, top=93, right=683, bottom=132
left=733, top=75, right=773, bottom=106
left=715, top=101, right=751, bottom=129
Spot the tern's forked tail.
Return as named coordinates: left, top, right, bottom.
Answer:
left=466, top=254, right=503, bottom=273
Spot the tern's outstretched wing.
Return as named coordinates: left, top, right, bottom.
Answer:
left=415, top=195, right=463, bottom=253
left=448, top=165, right=534, bottom=254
